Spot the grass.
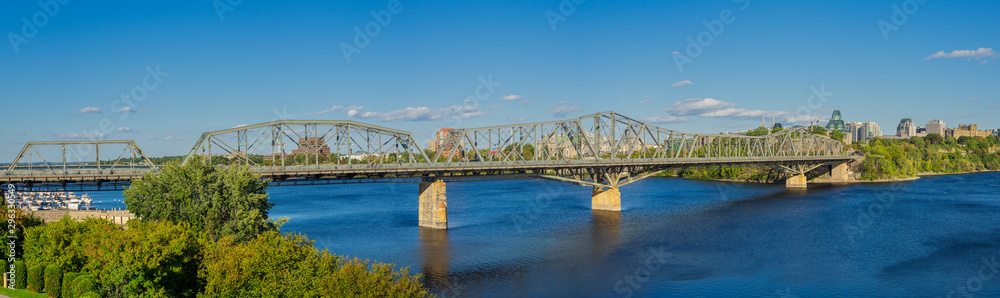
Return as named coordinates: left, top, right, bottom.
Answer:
left=0, top=287, right=50, bottom=298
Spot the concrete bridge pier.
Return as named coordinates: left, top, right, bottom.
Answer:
left=592, top=186, right=621, bottom=211
left=785, top=174, right=808, bottom=189
left=830, top=163, right=849, bottom=182
left=419, top=180, right=448, bottom=229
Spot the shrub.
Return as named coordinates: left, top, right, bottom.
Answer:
left=78, top=292, right=100, bottom=298
left=28, top=265, right=44, bottom=293
left=62, top=272, right=79, bottom=298
left=14, top=260, right=26, bottom=289
left=45, top=264, right=62, bottom=298
left=72, top=275, right=98, bottom=298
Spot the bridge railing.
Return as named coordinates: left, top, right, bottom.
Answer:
left=3, top=141, right=157, bottom=177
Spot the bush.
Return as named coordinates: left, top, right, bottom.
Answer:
left=78, top=292, right=100, bottom=298
left=72, top=275, right=98, bottom=298
left=45, top=264, right=62, bottom=298
left=14, top=260, right=26, bottom=289
left=62, top=272, right=79, bottom=298
left=28, top=265, right=44, bottom=293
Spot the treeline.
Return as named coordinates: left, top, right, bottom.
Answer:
left=10, top=156, right=431, bottom=297
left=852, top=134, right=1000, bottom=180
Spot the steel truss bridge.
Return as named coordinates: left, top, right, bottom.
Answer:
left=2, top=112, right=853, bottom=228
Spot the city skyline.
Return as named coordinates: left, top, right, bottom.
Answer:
left=2, top=1, right=998, bottom=160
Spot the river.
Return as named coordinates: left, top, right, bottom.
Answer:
left=92, top=172, right=1000, bottom=297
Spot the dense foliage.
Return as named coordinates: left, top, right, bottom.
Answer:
left=61, top=272, right=78, bottom=298
left=852, top=135, right=1000, bottom=180
left=28, top=265, right=43, bottom=293
left=15, top=260, right=26, bottom=289
left=21, top=159, right=432, bottom=297
left=124, top=156, right=280, bottom=242
left=45, top=264, right=61, bottom=298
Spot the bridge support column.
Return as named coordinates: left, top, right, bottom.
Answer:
left=830, top=163, right=849, bottom=183
left=786, top=174, right=807, bottom=189
left=592, top=186, right=621, bottom=211
left=419, top=180, right=448, bottom=229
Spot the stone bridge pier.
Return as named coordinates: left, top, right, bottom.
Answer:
left=784, top=162, right=850, bottom=189
left=418, top=179, right=448, bottom=229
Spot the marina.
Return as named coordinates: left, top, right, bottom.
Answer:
left=7, top=190, right=95, bottom=211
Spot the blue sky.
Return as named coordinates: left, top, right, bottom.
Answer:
left=2, top=0, right=998, bottom=160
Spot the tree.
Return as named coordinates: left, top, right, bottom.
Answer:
left=746, top=126, right=770, bottom=136
left=829, top=130, right=845, bottom=142
left=771, top=127, right=784, bottom=134
left=810, top=125, right=828, bottom=136
left=28, top=265, right=44, bottom=293
left=62, top=272, right=79, bottom=298
left=84, top=221, right=202, bottom=298
left=15, top=260, right=27, bottom=289
left=124, top=156, right=281, bottom=242
left=45, top=264, right=62, bottom=298
left=925, top=133, right=943, bottom=145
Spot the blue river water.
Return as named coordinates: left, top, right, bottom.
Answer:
left=91, top=172, right=1000, bottom=297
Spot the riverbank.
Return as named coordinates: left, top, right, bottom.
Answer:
left=28, top=209, right=135, bottom=226
left=675, top=170, right=999, bottom=185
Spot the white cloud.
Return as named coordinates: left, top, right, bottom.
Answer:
left=311, top=105, right=345, bottom=116
left=970, top=97, right=979, bottom=101
left=116, top=127, right=137, bottom=133
left=501, top=95, right=524, bottom=101
left=345, top=106, right=365, bottom=118
left=925, top=48, right=997, bottom=60
left=506, top=117, right=526, bottom=122
left=56, top=132, right=106, bottom=140
left=352, top=105, right=489, bottom=122
left=520, top=101, right=533, bottom=105
left=641, top=116, right=688, bottom=123
left=618, top=94, right=625, bottom=98
left=550, top=102, right=581, bottom=117
left=77, top=107, right=101, bottom=114
left=670, top=80, right=693, bottom=88
left=488, top=105, right=502, bottom=109
left=662, top=97, right=821, bottom=124
left=145, top=136, right=157, bottom=140
left=639, top=99, right=651, bottom=104
left=120, top=106, right=152, bottom=113
left=665, top=98, right=736, bottom=115
left=643, top=94, right=651, bottom=98
left=164, top=136, right=185, bottom=141
left=961, top=113, right=976, bottom=117
left=232, top=124, right=249, bottom=129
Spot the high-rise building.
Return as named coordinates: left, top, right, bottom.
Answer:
left=432, top=128, right=463, bottom=158
left=861, top=122, right=882, bottom=140
left=926, top=120, right=946, bottom=136
left=825, top=110, right=846, bottom=132
left=845, top=122, right=862, bottom=141
left=896, top=118, right=916, bottom=138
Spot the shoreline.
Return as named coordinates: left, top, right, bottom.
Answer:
left=668, top=169, right=997, bottom=185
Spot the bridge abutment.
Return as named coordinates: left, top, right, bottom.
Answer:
left=786, top=174, right=808, bottom=189
left=592, top=186, right=621, bottom=211
left=419, top=180, right=448, bottom=229
left=830, top=163, right=849, bottom=182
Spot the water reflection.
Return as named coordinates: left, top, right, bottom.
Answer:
left=419, top=227, right=451, bottom=293
left=591, top=210, right=621, bottom=259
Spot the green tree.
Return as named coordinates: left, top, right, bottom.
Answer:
left=829, top=130, right=845, bottom=142
left=200, top=230, right=429, bottom=297
left=15, top=260, right=27, bottom=289
left=84, top=221, right=202, bottom=298
left=810, top=125, right=828, bottom=136
left=124, top=156, right=281, bottom=242
left=771, top=126, right=784, bottom=134
left=28, top=265, right=44, bottom=293
left=45, top=264, right=62, bottom=298
left=746, top=126, right=770, bottom=136
left=62, top=272, right=78, bottom=298
left=25, top=216, right=119, bottom=273
left=925, top=133, right=943, bottom=145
